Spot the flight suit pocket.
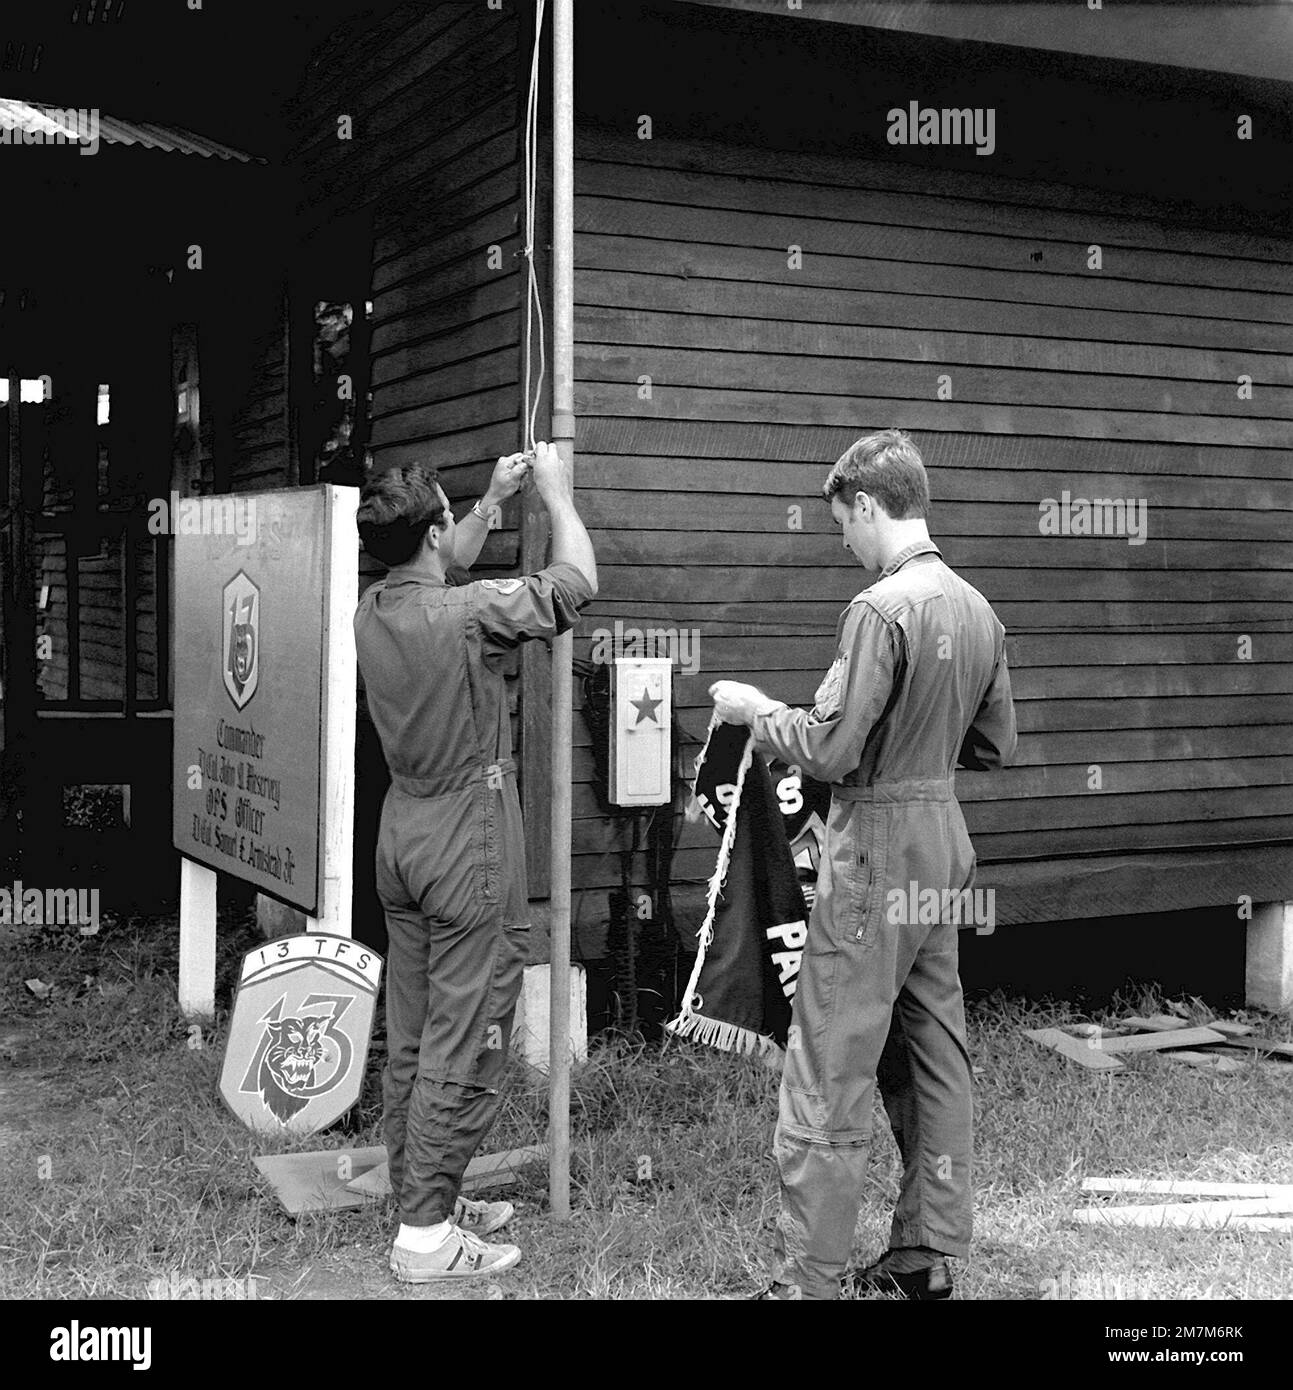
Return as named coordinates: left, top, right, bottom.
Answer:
left=475, top=780, right=501, bottom=905
left=847, top=807, right=888, bottom=948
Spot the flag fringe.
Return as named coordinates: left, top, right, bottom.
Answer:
left=665, top=1010, right=776, bottom=1056
left=671, top=716, right=756, bottom=1042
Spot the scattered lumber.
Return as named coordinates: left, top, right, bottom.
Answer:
left=1023, top=1021, right=1287, bottom=1073
left=1073, top=1198, right=1292, bottom=1229
left=344, top=1144, right=547, bottom=1199
left=1206, top=1035, right=1293, bottom=1060
left=256, top=1143, right=549, bottom=1215
left=461, top=1144, right=548, bottom=1189
left=1023, top=1027, right=1126, bottom=1072
left=1226, top=1216, right=1293, bottom=1233
left=1066, top=1023, right=1126, bottom=1039
left=1097, top=1026, right=1225, bottom=1054
left=1164, top=1050, right=1249, bottom=1074
left=1082, top=1178, right=1293, bottom=1200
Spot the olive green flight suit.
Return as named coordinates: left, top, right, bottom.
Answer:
left=354, top=560, right=592, bottom=1226
left=750, top=541, right=1017, bottom=1299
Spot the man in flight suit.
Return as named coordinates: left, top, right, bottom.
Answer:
left=354, top=442, right=596, bottom=1282
left=711, top=429, right=1016, bottom=1302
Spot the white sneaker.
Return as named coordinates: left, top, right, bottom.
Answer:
left=390, top=1224, right=521, bottom=1283
left=453, top=1195, right=514, bottom=1236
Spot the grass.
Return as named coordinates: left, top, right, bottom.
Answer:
left=1, top=909, right=1291, bottom=1300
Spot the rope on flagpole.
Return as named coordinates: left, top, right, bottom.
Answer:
left=521, top=0, right=547, bottom=455
left=548, top=0, right=576, bottom=1222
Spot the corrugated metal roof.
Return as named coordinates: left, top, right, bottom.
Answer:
left=0, top=99, right=260, bottom=162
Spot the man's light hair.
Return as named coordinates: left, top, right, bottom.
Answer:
left=823, top=428, right=930, bottom=519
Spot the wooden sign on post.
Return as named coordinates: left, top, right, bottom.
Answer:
left=172, top=486, right=358, bottom=1019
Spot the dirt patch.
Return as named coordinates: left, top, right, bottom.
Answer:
left=0, top=1029, right=121, bottom=1155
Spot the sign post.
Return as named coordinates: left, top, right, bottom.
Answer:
left=178, top=859, right=218, bottom=1021
left=172, top=485, right=358, bottom=1019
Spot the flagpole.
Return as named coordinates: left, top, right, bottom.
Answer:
left=548, top=0, right=575, bottom=1222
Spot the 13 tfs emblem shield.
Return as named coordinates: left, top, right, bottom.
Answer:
left=222, top=570, right=260, bottom=709
left=219, top=934, right=384, bottom=1136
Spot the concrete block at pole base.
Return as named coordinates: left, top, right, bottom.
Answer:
left=511, top=962, right=586, bottom=1074
left=1246, top=902, right=1293, bottom=1013
left=257, top=892, right=307, bottom=941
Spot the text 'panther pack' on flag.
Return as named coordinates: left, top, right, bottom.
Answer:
left=219, top=934, right=383, bottom=1136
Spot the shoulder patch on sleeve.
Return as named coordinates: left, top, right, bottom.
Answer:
left=810, top=651, right=849, bottom=723
left=479, top=578, right=524, bottom=594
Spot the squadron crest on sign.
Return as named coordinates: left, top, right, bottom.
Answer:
left=222, top=569, right=260, bottom=710
left=242, top=996, right=354, bottom=1123
left=219, top=934, right=383, bottom=1135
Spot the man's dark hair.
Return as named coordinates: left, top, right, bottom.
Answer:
left=822, top=428, right=930, bottom=519
left=356, top=463, right=447, bottom=567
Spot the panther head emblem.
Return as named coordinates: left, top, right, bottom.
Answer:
left=230, top=622, right=255, bottom=687
left=258, top=1015, right=329, bottom=1122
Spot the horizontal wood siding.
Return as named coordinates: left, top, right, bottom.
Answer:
left=569, top=129, right=1293, bottom=924
left=289, top=1, right=531, bottom=934
left=294, top=1, right=525, bottom=523
left=229, top=320, right=291, bottom=492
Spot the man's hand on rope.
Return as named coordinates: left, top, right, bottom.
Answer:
left=485, top=450, right=533, bottom=507
left=531, top=440, right=573, bottom=504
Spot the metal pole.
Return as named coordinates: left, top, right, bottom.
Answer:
left=548, top=0, right=575, bottom=1221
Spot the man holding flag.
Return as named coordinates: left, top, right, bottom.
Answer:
left=710, top=429, right=1017, bottom=1302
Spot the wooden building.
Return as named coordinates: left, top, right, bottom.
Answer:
left=283, top=1, right=1293, bottom=966
left=0, top=99, right=276, bottom=903
left=5, top=1, right=1289, bottom=1009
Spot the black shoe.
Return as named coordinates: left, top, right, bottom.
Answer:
left=845, top=1252, right=953, bottom=1301
left=753, top=1282, right=802, bottom=1300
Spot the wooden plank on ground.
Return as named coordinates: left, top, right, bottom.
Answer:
left=1097, top=1027, right=1226, bottom=1054
left=1090, top=1023, right=1217, bottom=1050
left=1163, top=1050, right=1250, bottom=1074
left=1073, top=1198, right=1293, bottom=1228
left=1207, top=1035, right=1293, bottom=1059
left=1210, top=1020, right=1257, bottom=1037
left=1120, top=1015, right=1192, bottom=1032
left=1023, top=1028, right=1126, bottom=1072
left=343, top=1144, right=547, bottom=1200
left=1082, top=1178, right=1293, bottom=1200
left=461, top=1145, right=549, bottom=1190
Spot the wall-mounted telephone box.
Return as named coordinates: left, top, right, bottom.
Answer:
left=608, top=657, right=671, bottom=806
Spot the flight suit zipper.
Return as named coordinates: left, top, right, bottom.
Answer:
left=856, top=850, right=870, bottom=941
